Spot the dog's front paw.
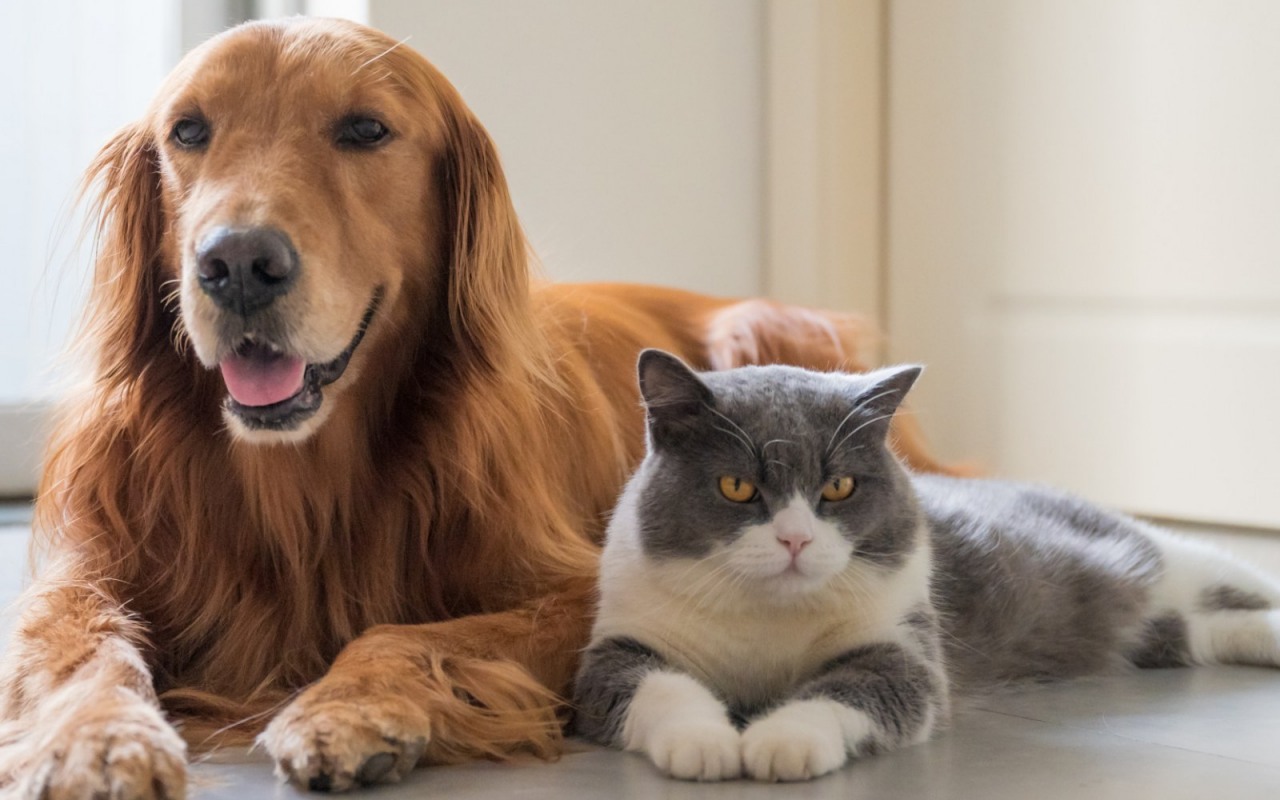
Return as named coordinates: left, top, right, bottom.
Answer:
left=642, top=719, right=741, bottom=782
left=9, top=691, right=187, bottom=800
left=741, top=701, right=849, bottom=782
left=261, top=628, right=565, bottom=791
left=259, top=684, right=429, bottom=793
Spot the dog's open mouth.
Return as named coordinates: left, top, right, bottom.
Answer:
left=220, top=290, right=383, bottom=431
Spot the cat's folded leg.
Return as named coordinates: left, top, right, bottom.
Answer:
left=573, top=637, right=741, bottom=781
left=742, top=640, right=945, bottom=782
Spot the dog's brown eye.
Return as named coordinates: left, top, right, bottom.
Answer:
left=336, top=116, right=390, bottom=148
left=171, top=118, right=210, bottom=149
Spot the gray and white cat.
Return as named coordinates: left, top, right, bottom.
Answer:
left=572, top=349, right=1280, bottom=782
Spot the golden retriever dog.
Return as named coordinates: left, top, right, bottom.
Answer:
left=0, top=18, right=957, bottom=798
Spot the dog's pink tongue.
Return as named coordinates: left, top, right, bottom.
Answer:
left=220, top=352, right=306, bottom=407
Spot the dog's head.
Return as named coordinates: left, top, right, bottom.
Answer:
left=83, top=18, right=528, bottom=443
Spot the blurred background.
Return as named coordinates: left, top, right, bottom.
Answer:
left=2, top=0, right=1277, bottom=532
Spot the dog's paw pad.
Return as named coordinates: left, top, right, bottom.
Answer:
left=261, top=699, right=429, bottom=791
left=15, top=707, right=187, bottom=800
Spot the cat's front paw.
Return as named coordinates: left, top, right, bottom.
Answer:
left=643, top=720, right=742, bottom=782
left=742, top=701, right=849, bottom=782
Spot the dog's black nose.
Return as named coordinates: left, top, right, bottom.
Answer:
left=195, top=226, right=298, bottom=315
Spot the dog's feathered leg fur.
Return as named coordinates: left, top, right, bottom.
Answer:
left=0, top=565, right=188, bottom=798
left=259, top=577, right=596, bottom=790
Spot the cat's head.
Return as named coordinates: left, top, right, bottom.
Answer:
left=629, top=349, right=924, bottom=600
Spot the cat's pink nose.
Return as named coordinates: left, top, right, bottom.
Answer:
left=777, top=531, right=812, bottom=557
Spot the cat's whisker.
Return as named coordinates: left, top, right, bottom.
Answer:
left=667, top=553, right=725, bottom=585
left=831, top=559, right=884, bottom=602
left=682, top=560, right=734, bottom=598
left=665, top=565, right=727, bottom=609
left=825, top=388, right=901, bottom=457
left=712, top=426, right=757, bottom=460
left=665, top=556, right=739, bottom=618
left=830, top=571, right=876, bottom=608
left=692, top=567, right=742, bottom=613
left=721, top=572, right=755, bottom=608
left=826, top=409, right=862, bottom=457
left=830, top=413, right=897, bottom=455
left=686, top=573, right=739, bottom=616
left=705, top=403, right=758, bottom=458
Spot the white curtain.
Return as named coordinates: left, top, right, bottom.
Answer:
left=0, top=1, right=181, bottom=405
left=0, top=2, right=183, bottom=495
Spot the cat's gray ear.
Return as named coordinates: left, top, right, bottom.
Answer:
left=637, top=349, right=712, bottom=433
left=845, top=365, right=923, bottom=437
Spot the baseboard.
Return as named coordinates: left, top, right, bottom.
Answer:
left=0, top=404, right=51, bottom=498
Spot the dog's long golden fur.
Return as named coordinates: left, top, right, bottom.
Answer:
left=0, top=18, right=958, bottom=797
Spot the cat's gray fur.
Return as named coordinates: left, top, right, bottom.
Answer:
left=573, top=350, right=1280, bottom=782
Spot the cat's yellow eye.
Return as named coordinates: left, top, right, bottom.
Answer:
left=822, top=477, right=856, bottom=502
left=719, top=476, right=758, bottom=503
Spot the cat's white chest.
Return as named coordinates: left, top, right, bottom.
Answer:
left=655, top=604, right=847, bottom=709
left=593, top=519, right=932, bottom=710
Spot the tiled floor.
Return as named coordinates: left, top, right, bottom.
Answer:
left=188, top=668, right=1280, bottom=799
left=2, top=520, right=1279, bottom=798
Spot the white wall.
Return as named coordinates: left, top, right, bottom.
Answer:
left=0, top=1, right=181, bottom=495
left=366, top=0, right=766, bottom=296
left=888, top=0, right=1280, bottom=529
left=0, top=2, right=180, bottom=406
left=764, top=0, right=884, bottom=324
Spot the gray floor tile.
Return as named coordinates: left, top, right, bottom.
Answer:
left=188, top=669, right=1280, bottom=799
left=972, top=667, right=1280, bottom=769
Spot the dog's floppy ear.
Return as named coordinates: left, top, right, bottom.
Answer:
left=80, top=121, right=169, bottom=377
left=439, top=103, right=532, bottom=371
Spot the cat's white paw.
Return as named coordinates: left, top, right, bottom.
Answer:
left=622, top=670, right=743, bottom=781
left=644, top=720, right=742, bottom=782
left=742, top=701, right=850, bottom=782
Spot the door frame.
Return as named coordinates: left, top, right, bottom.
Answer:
left=763, top=0, right=886, bottom=339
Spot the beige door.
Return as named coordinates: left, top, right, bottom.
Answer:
left=886, top=1, right=1280, bottom=528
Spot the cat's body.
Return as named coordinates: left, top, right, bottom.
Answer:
left=923, top=476, right=1279, bottom=684
left=573, top=352, right=1280, bottom=782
